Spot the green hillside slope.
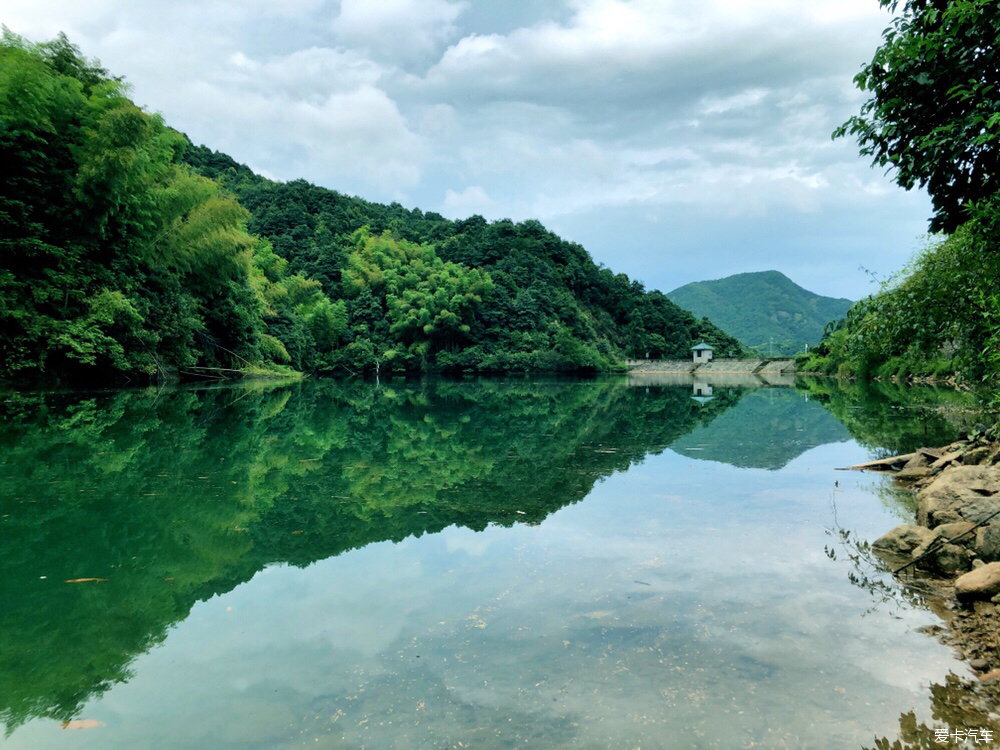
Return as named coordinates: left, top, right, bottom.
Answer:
left=183, top=144, right=749, bottom=371
left=0, top=31, right=747, bottom=384
left=666, top=271, right=852, bottom=356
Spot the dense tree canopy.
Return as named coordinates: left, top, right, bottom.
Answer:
left=1, top=30, right=747, bottom=382
left=835, top=0, right=1000, bottom=233
left=0, top=31, right=311, bottom=382
left=185, top=145, right=747, bottom=373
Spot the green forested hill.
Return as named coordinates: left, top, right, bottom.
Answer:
left=666, top=271, right=853, bottom=356
left=180, top=144, right=748, bottom=372
left=0, top=31, right=745, bottom=384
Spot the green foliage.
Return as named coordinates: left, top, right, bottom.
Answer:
left=797, top=375, right=983, bottom=456
left=808, top=198, right=1000, bottom=384
left=0, top=32, right=352, bottom=383
left=346, top=229, right=492, bottom=348
left=0, top=30, right=748, bottom=381
left=835, top=0, right=1000, bottom=233
left=183, top=150, right=747, bottom=372
left=667, top=270, right=853, bottom=356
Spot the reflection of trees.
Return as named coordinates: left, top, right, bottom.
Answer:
left=865, top=674, right=1000, bottom=749
left=0, top=377, right=741, bottom=732
left=796, top=377, right=983, bottom=457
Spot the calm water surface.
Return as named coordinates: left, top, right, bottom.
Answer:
left=0, top=376, right=986, bottom=748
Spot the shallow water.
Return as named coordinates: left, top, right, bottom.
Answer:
left=0, top=376, right=986, bottom=748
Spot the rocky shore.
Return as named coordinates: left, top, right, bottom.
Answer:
left=856, top=438, right=1000, bottom=687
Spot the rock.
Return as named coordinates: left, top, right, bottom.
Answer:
left=980, top=669, right=1000, bottom=683
left=955, top=562, right=1000, bottom=601
left=974, top=601, right=996, bottom=616
left=935, top=521, right=977, bottom=546
left=970, top=658, right=990, bottom=671
left=973, top=559, right=986, bottom=569
left=917, top=465, right=1000, bottom=527
left=873, top=524, right=935, bottom=556
left=913, top=521, right=976, bottom=560
left=840, top=453, right=915, bottom=472
left=931, top=543, right=975, bottom=575
left=930, top=450, right=963, bottom=471
left=904, top=452, right=932, bottom=469
left=975, top=524, right=1000, bottom=562
left=962, top=445, right=993, bottom=466
left=896, top=466, right=933, bottom=481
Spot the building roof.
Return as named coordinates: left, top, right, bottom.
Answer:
left=691, top=342, right=714, bottom=351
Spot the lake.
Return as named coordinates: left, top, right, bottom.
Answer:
left=0, top=375, right=989, bottom=749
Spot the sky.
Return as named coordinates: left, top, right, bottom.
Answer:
left=2, top=0, right=936, bottom=300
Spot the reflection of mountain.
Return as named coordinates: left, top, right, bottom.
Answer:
left=670, top=388, right=852, bottom=469
left=0, top=377, right=743, bottom=732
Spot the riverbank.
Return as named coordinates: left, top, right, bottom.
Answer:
left=853, top=437, right=1000, bottom=726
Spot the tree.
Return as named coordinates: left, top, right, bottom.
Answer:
left=342, top=228, right=493, bottom=363
left=835, top=0, right=1000, bottom=233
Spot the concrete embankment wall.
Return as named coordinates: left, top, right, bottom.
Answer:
left=625, top=358, right=796, bottom=374
left=625, top=360, right=694, bottom=373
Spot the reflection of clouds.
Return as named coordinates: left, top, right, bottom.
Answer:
left=5, top=441, right=959, bottom=749
left=442, top=526, right=498, bottom=557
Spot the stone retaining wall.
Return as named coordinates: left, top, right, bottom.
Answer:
left=625, top=358, right=797, bottom=374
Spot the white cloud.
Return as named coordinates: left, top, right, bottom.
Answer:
left=699, top=89, right=769, bottom=117
left=443, top=186, right=493, bottom=218
left=0, top=0, right=927, bottom=299
left=332, top=0, right=466, bottom=65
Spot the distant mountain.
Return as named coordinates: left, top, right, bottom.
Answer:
left=666, top=271, right=853, bottom=356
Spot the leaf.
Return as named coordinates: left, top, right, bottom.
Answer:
left=61, top=719, right=104, bottom=730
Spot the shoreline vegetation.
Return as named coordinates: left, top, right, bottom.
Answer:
left=799, top=1, right=1000, bottom=741
left=0, top=30, right=745, bottom=388
left=798, top=0, right=1000, bottom=394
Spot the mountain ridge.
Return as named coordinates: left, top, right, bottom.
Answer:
left=666, top=271, right=853, bottom=356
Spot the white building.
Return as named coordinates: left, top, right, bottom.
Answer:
left=691, top=343, right=714, bottom=364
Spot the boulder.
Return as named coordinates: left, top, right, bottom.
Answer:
left=975, top=524, right=1000, bottom=562
left=912, top=527, right=977, bottom=574
left=930, top=451, right=963, bottom=472
left=962, top=445, right=993, bottom=466
left=955, top=562, right=1000, bottom=601
left=916, top=465, right=1000, bottom=528
left=896, top=466, right=933, bottom=481
left=934, top=521, right=978, bottom=546
left=904, top=452, right=932, bottom=469
left=840, top=453, right=915, bottom=472
left=930, top=543, right=975, bottom=575
left=873, top=524, right=935, bottom=556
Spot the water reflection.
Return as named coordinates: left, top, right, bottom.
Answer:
left=0, top=376, right=985, bottom=748
left=797, top=376, right=982, bottom=456
left=0, top=377, right=744, bottom=732
left=865, top=674, right=1000, bottom=749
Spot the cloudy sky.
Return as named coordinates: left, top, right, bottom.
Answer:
left=3, top=0, right=934, bottom=300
